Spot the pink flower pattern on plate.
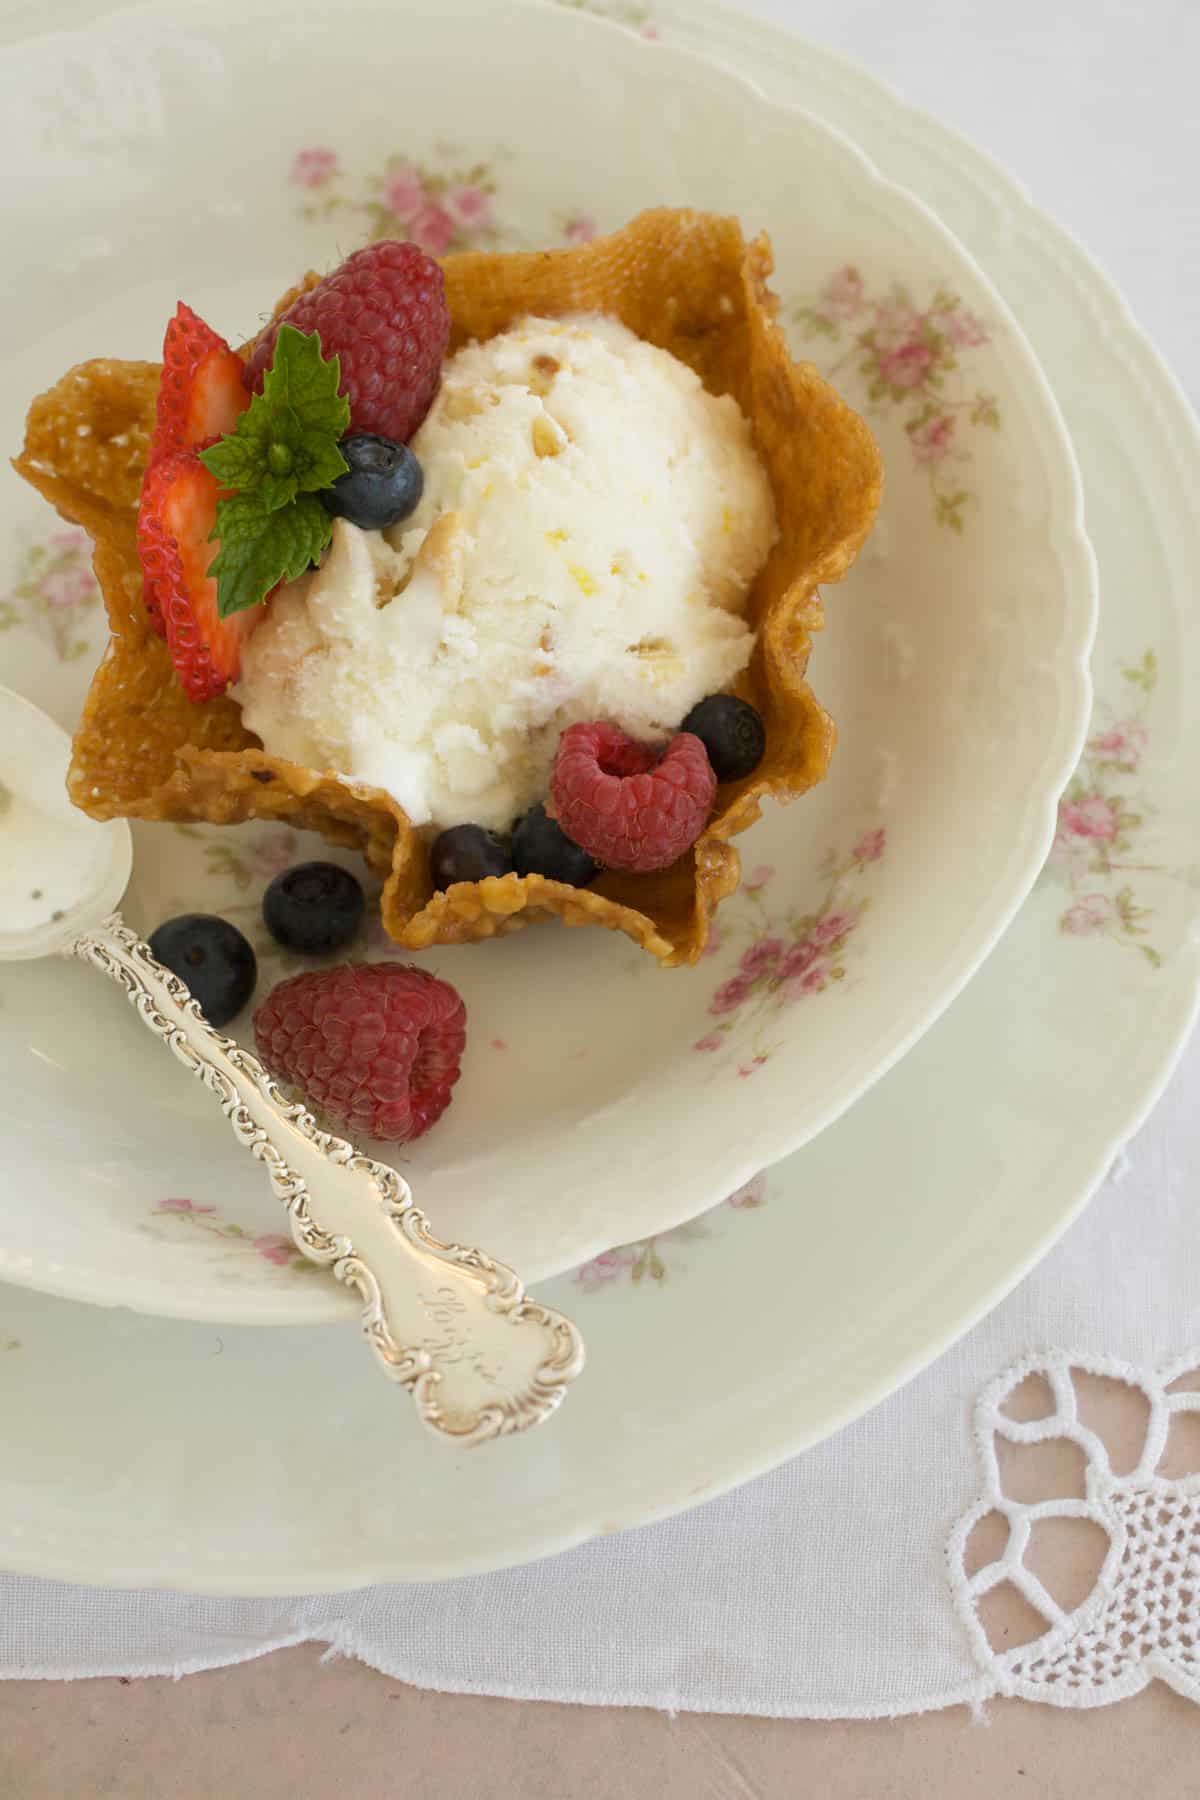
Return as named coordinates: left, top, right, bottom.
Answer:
left=291, top=142, right=612, bottom=257
left=938, top=305, right=989, bottom=348
left=794, top=269, right=999, bottom=531
left=1, top=528, right=100, bottom=662
left=1088, top=719, right=1149, bottom=770
left=693, top=830, right=886, bottom=1071
left=296, top=150, right=504, bottom=253
left=184, top=827, right=302, bottom=896
left=776, top=940, right=819, bottom=982
left=445, top=184, right=493, bottom=228
left=908, top=412, right=956, bottom=464
left=1061, top=895, right=1114, bottom=936
left=743, top=864, right=776, bottom=894
left=817, top=265, right=864, bottom=321
left=853, top=827, right=886, bottom=864
left=1058, top=794, right=1120, bottom=844
left=1042, top=650, right=1170, bottom=966
left=878, top=340, right=935, bottom=390
left=709, top=975, right=752, bottom=1016
left=408, top=203, right=456, bottom=256
left=572, top=1174, right=766, bottom=1292
left=740, top=937, right=784, bottom=976
left=151, top=1201, right=319, bottom=1273
left=290, top=147, right=338, bottom=189
left=252, top=1235, right=296, bottom=1268
left=380, top=165, right=427, bottom=222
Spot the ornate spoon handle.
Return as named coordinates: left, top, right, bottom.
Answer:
left=70, top=913, right=584, bottom=1444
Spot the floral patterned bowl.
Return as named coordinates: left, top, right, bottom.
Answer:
left=0, top=0, right=1095, bottom=1323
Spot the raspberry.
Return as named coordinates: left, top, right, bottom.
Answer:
left=243, top=242, right=450, bottom=443
left=550, top=723, right=716, bottom=873
left=253, top=962, right=466, bottom=1145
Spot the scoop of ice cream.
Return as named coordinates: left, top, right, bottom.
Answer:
left=234, top=312, right=776, bottom=833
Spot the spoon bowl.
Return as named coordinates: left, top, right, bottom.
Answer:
left=0, top=686, right=131, bottom=961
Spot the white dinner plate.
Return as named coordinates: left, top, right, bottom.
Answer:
left=0, top=0, right=1094, bottom=1317
left=0, top=0, right=1194, bottom=1593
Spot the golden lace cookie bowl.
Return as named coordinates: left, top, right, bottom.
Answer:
left=14, top=209, right=882, bottom=965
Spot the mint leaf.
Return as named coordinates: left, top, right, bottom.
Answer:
left=199, top=432, right=268, bottom=492
left=290, top=417, right=352, bottom=494
left=209, top=491, right=332, bottom=619
left=199, top=324, right=349, bottom=518
left=268, top=325, right=349, bottom=429
left=197, top=325, right=351, bottom=619
left=257, top=468, right=299, bottom=514
left=252, top=324, right=350, bottom=494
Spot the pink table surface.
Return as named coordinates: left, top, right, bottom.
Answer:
left=1, top=1656, right=1196, bottom=1799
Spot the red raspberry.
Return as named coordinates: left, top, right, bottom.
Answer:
left=243, top=242, right=450, bottom=443
left=550, top=723, right=717, bottom=873
left=253, top=963, right=466, bottom=1145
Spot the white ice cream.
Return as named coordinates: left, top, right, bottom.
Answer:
left=234, top=313, right=776, bottom=832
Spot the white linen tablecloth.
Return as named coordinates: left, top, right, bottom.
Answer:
left=3, top=0, right=1198, bottom=1718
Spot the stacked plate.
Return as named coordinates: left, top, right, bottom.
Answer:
left=1, top=0, right=1197, bottom=1591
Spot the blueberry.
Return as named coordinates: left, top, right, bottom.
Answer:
left=680, top=694, right=766, bottom=783
left=320, top=434, right=424, bottom=531
left=430, top=825, right=514, bottom=890
left=148, top=914, right=257, bottom=1027
left=512, top=804, right=598, bottom=886
left=262, top=861, right=365, bottom=955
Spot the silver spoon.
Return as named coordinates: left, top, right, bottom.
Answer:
left=0, top=683, right=583, bottom=1444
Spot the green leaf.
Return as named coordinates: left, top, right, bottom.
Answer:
left=257, top=466, right=300, bottom=514
left=970, top=393, right=1001, bottom=430
left=195, top=328, right=351, bottom=619
left=1122, top=648, right=1158, bottom=694
left=266, top=325, right=348, bottom=432
left=293, top=429, right=350, bottom=495
left=794, top=306, right=837, bottom=341
left=199, top=324, right=349, bottom=521
left=199, top=432, right=269, bottom=492
left=209, top=492, right=332, bottom=620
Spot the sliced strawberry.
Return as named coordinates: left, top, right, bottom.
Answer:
left=152, top=302, right=248, bottom=460
left=137, top=451, right=257, bottom=703
left=141, top=303, right=250, bottom=636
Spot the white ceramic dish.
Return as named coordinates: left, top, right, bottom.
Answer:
left=0, top=2, right=1193, bottom=1593
left=0, top=0, right=1094, bottom=1319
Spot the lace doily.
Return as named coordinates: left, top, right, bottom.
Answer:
left=948, top=1352, right=1200, bottom=1708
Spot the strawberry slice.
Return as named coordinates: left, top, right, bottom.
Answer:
left=137, top=451, right=258, bottom=703
left=153, top=301, right=249, bottom=460
left=141, top=304, right=249, bottom=635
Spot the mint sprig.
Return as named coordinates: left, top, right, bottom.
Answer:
left=205, top=493, right=334, bottom=621
left=200, top=325, right=351, bottom=619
